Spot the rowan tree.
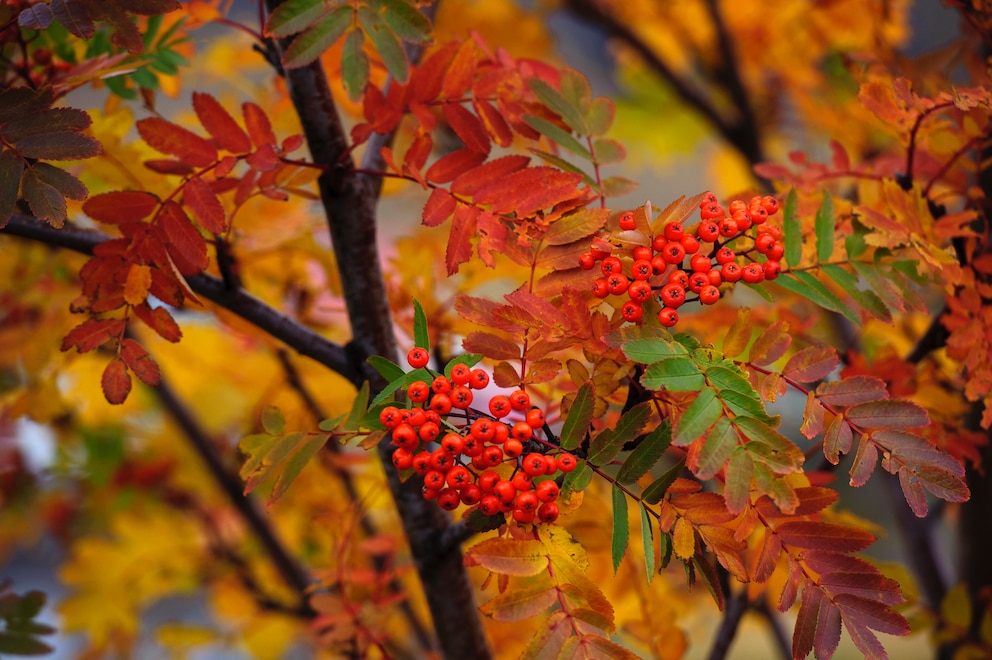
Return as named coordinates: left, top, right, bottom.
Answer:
left=1, top=1, right=991, bottom=659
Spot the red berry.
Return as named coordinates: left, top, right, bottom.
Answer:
left=450, top=385, right=473, bottom=409
left=429, top=448, right=453, bottom=472
left=392, top=447, right=413, bottom=470
left=619, top=211, right=636, bottom=230
left=412, top=451, right=431, bottom=474
left=690, top=254, right=712, bottom=273
left=392, top=423, right=417, bottom=450
left=590, top=248, right=611, bottom=260
left=664, top=222, right=684, bottom=241
left=766, top=242, right=785, bottom=262
left=478, top=470, right=500, bottom=493
left=661, top=283, right=685, bottom=308
left=631, top=259, right=653, bottom=280
left=489, top=395, right=512, bottom=418
left=679, top=234, right=700, bottom=255
left=763, top=260, right=782, bottom=280
left=750, top=206, right=769, bottom=224
left=511, top=421, right=534, bottom=441
left=460, top=484, right=483, bottom=505
left=592, top=278, right=610, bottom=298
left=523, top=453, right=547, bottom=476
left=696, top=221, right=720, bottom=242
left=721, top=262, right=742, bottom=282
left=732, top=209, right=752, bottom=231
left=699, top=203, right=723, bottom=219
left=422, top=486, right=439, bottom=500
left=621, top=301, right=644, bottom=322
left=429, top=393, right=452, bottom=415
left=510, top=390, right=531, bottom=411
left=408, top=408, right=426, bottom=427
left=536, top=480, right=559, bottom=502
left=715, top=246, right=736, bottom=265
left=462, top=435, right=484, bottom=457
left=503, top=438, right=524, bottom=458
left=407, top=380, right=429, bottom=402
left=627, top=280, right=653, bottom=302
left=729, top=199, right=747, bottom=215
left=437, top=487, right=460, bottom=510
left=688, top=272, right=709, bottom=293
left=379, top=406, right=402, bottom=429
left=742, top=263, right=765, bottom=283
left=494, top=480, right=516, bottom=503
left=707, top=268, right=723, bottom=287
left=493, top=422, right=509, bottom=445
left=632, top=246, right=653, bottom=262
left=699, top=285, right=720, bottom=305
left=669, top=269, right=689, bottom=287
left=479, top=495, right=501, bottom=516
left=652, top=235, right=668, bottom=252
left=537, top=501, right=560, bottom=523
left=470, top=418, right=496, bottom=442
left=450, top=363, right=471, bottom=385
left=407, top=347, right=429, bottom=369
left=702, top=191, right=719, bottom=204
left=650, top=255, right=668, bottom=275
left=557, top=453, right=578, bottom=472
left=441, top=433, right=464, bottom=455
left=659, top=307, right=679, bottom=327
left=418, top=421, right=440, bottom=442
left=543, top=455, right=558, bottom=475
left=469, top=368, right=490, bottom=389
left=515, top=490, right=539, bottom=512
left=512, top=508, right=536, bottom=524
left=761, top=195, right=780, bottom=215
left=431, top=376, right=451, bottom=394
left=482, top=445, right=504, bottom=467
left=756, top=233, right=775, bottom=253
left=606, top=273, right=630, bottom=295
left=424, top=470, right=446, bottom=489
left=719, top=218, right=739, bottom=237
left=601, top=256, right=623, bottom=276
left=662, top=242, right=686, bottom=265
left=446, top=465, right=472, bottom=489
left=578, top=252, right=596, bottom=270
left=526, top=408, right=546, bottom=428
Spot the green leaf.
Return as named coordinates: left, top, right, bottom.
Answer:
left=560, top=381, right=594, bottom=450
left=641, top=357, right=704, bottom=392
left=528, top=77, right=587, bottom=135
left=318, top=414, right=345, bottom=432
left=239, top=431, right=330, bottom=505
left=0, top=632, right=54, bottom=656
left=640, top=503, right=655, bottom=584
left=815, top=191, right=834, bottom=263
left=465, top=508, right=506, bottom=533
left=694, top=417, right=737, bottom=480
left=674, top=387, right=721, bottom=446
left=599, top=175, right=638, bottom=198
left=528, top=148, right=590, bottom=179
left=282, top=5, right=351, bottom=69
left=412, top=298, right=430, bottom=349
left=850, top=261, right=906, bottom=313
left=443, top=352, right=483, bottom=376
left=585, top=97, right=615, bottom=136
left=261, top=405, right=284, bottom=435
left=523, top=115, right=591, bottom=159
left=358, top=6, right=408, bottom=82
left=559, top=69, right=592, bottom=117
left=341, top=28, right=370, bottom=101
left=587, top=401, right=652, bottom=466
left=783, top=188, right=801, bottom=267
left=375, top=0, right=432, bottom=44
left=616, top=420, right=672, bottom=484
left=368, top=354, right=404, bottom=381
left=743, top=282, right=775, bottom=302
left=611, top=486, right=629, bottom=574
left=724, top=447, right=754, bottom=513
left=821, top=264, right=892, bottom=322
left=622, top=337, right=686, bottom=364
left=344, top=380, right=370, bottom=432
left=591, top=138, right=625, bottom=166
left=561, top=460, right=593, bottom=499
left=776, top=272, right=859, bottom=324
left=642, top=459, right=685, bottom=504
left=735, top=417, right=804, bottom=473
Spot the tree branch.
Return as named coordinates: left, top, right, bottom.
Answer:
left=261, top=2, right=493, bottom=657
left=2, top=213, right=360, bottom=383
left=707, top=587, right=749, bottom=660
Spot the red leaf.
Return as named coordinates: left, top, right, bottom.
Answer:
left=193, top=91, right=252, bottom=154
left=816, top=376, right=889, bottom=407
left=84, top=191, right=159, bottom=224
left=120, top=338, right=161, bottom=386
left=422, top=187, right=457, bottom=227
left=849, top=437, right=878, bottom=486
left=3, top=108, right=91, bottom=142
left=410, top=42, right=457, bottom=104
left=443, top=103, right=491, bottom=154
left=137, top=117, right=218, bottom=168
left=243, top=102, right=277, bottom=148
left=783, top=345, right=840, bottom=384
left=21, top=169, right=66, bottom=228
left=33, top=163, right=87, bottom=201
left=403, top=132, right=432, bottom=179
left=451, top=154, right=530, bottom=196
left=462, top=331, right=521, bottom=361
left=476, top=209, right=507, bottom=268
left=542, top=208, right=609, bottom=245
left=133, top=302, right=182, bottom=342
left=159, top=201, right=208, bottom=270
left=474, top=167, right=583, bottom=217
left=441, top=39, right=477, bottom=100
left=51, top=0, right=95, bottom=39
left=835, top=593, right=911, bottom=635
left=183, top=176, right=226, bottom=233
left=473, top=98, right=513, bottom=147
left=424, top=148, right=487, bottom=185
left=446, top=202, right=477, bottom=274
left=61, top=318, right=126, bottom=353
left=102, top=357, right=132, bottom=405
left=845, top=399, right=929, bottom=429
left=245, top=143, right=280, bottom=171
left=14, top=131, right=101, bottom=161
left=144, top=159, right=195, bottom=176
left=776, top=521, right=875, bottom=552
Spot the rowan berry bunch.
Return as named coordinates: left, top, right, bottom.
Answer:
left=378, top=347, right=578, bottom=524
left=579, top=193, right=783, bottom=327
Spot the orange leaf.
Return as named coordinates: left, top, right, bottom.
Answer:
left=542, top=208, right=609, bottom=246
left=451, top=155, right=530, bottom=197
left=441, top=39, right=477, bottom=100
left=462, top=331, right=520, bottom=361
left=83, top=191, right=159, bottom=224
left=473, top=98, right=513, bottom=148
left=183, top=176, right=226, bottom=233
left=479, top=578, right=556, bottom=621
left=464, top=538, right=547, bottom=576
left=123, top=263, right=152, bottom=306
left=800, top=391, right=825, bottom=439
left=749, top=321, right=792, bottom=366
left=422, top=187, right=457, bottom=226
left=137, top=117, right=217, bottom=168
left=424, top=147, right=487, bottom=185
left=446, top=202, right=476, bottom=274
left=776, top=522, right=875, bottom=552
left=101, top=357, right=132, bottom=405
left=243, top=102, right=277, bottom=148
left=120, top=338, right=161, bottom=386
left=783, top=345, right=840, bottom=384
left=133, top=302, right=182, bottom=342
left=442, top=103, right=491, bottom=154
left=474, top=167, right=583, bottom=217
left=672, top=517, right=694, bottom=560
left=193, top=91, right=252, bottom=154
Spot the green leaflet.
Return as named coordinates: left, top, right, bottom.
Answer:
left=783, top=189, right=801, bottom=267
left=611, top=486, right=629, bottom=574
left=642, top=459, right=685, bottom=504
left=815, top=192, right=835, bottom=263
left=616, top=420, right=673, bottom=484
left=673, top=387, right=720, bottom=446
left=640, top=503, right=655, bottom=584
left=560, top=382, right=594, bottom=450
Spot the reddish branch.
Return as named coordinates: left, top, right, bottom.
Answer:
left=261, top=1, right=492, bottom=657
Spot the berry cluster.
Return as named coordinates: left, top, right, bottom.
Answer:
left=579, top=193, right=783, bottom=327
left=380, top=348, right=578, bottom=524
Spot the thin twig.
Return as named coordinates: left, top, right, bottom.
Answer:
left=707, top=587, right=749, bottom=660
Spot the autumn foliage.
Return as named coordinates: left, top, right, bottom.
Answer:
left=2, top=1, right=992, bottom=659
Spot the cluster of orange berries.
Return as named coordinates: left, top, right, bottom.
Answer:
left=579, top=193, right=783, bottom=327
left=379, top=347, right=578, bottom=524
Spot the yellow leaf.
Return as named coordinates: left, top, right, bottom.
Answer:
left=464, top=538, right=548, bottom=576
left=672, top=517, right=695, bottom=560
left=722, top=307, right=752, bottom=359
